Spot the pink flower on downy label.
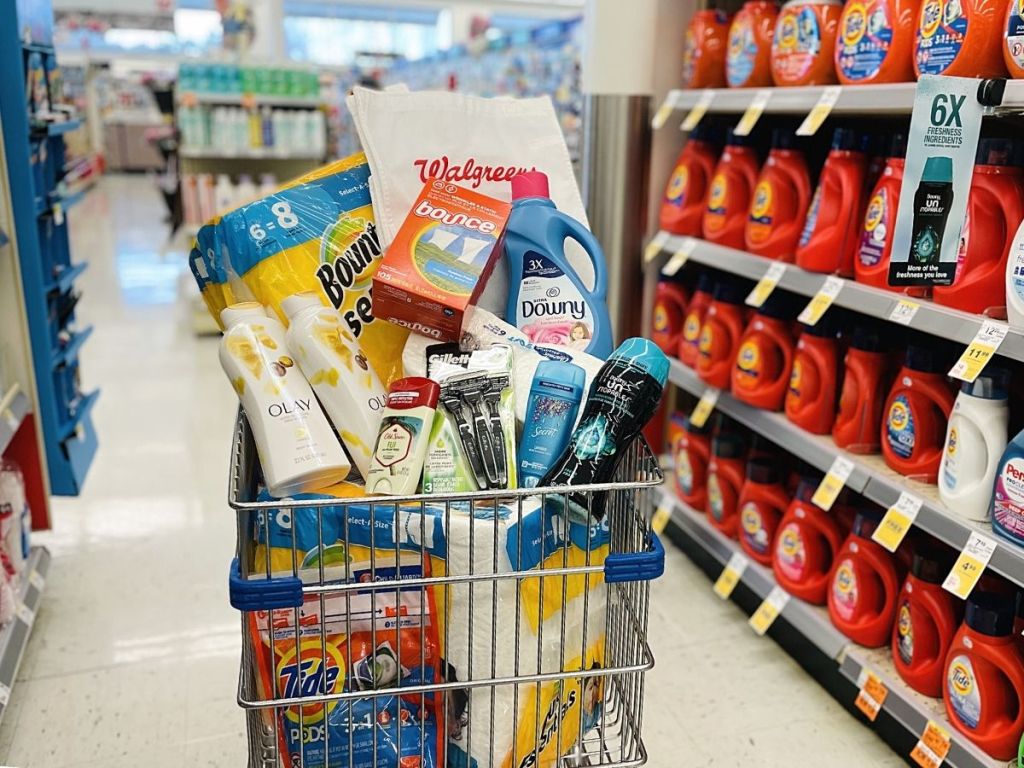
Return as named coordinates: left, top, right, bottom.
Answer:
left=523, top=322, right=573, bottom=346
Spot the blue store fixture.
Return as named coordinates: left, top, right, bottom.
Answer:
left=0, top=0, right=98, bottom=495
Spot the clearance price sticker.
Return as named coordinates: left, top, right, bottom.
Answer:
left=651, top=97, right=675, bottom=130
left=662, top=238, right=698, bottom=276
left=734, top=89, right=772, bottom=137
left=749, top=585, right=789, bottom=636
left=745, top=262, right=786, bottom=308
left=713, top=552, right=749, bottom=600
left=644, top=231, right=670, bottom=264
left=796, top=86, right=843, bottom=136
left=797, top=276, right=844, bottom=326
left=949, top=320, right=1009, bottom=383
left=872, top=492, right=922, bottom=552
left=680, top=90, right=716, bottom=131
left=910, top=720, right=952, bottom=768
left=689, top=388, right=720, bottom=429
left=888, top=299, right=921, bottom=326
left=854, top=669, right=888, bottom=722
left=651, top=504, right=672, bottom=535
left=811, top=455, right=855, bottom=512
left=943, top=531, right=997, bottom=600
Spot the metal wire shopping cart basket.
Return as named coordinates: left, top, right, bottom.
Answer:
left=228, top=412, right=665, bottom=768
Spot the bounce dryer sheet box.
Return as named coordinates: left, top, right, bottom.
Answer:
left=373, top=180, right=511, bottom=342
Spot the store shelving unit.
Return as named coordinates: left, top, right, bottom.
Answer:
left=176, top=91, right=322, bottom=109
left=179, top=146, right=324, bottom=161
left=0, top=547, right=50, bottom=724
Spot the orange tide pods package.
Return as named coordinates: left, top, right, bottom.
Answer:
left=834, top=0, right=919, bottom=83
left=771, top=0, right=844, bottom=85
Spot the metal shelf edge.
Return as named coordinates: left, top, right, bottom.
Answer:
left=0, top=547, right=51, bottom=726
left=664, top=84, right=918, bottom=116
left=0, top=389, right=29, bottom=456
left=176, top=92, right=322, bottom=108
left=179, top=147, right=323, bottom=160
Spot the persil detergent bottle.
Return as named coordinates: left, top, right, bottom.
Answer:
left=991, top=427, right=1024, bottom=545
left=933, top=139, right=1024, bottom=315
left=706, top=423, right=749, bottom=538
left=738, top=456, right=792, bottom=565
left=504, top=171, right=613, bottom=359
left=939, top=369, right=1010, bottom=522
left=727, top=1, right=781, bottom=87
left=652, top=279, right=690, bottom=356
left=914, top=0, right=1008, bottom=77
left=660, top=124, right=722, bottom=236
left=944, top=591, right=1024, bottom=761
left=679, top=273, right=714, bottom=367
left=745, top=130, right=813, bottom=262
left=882, top=343, right=957, bottom=484
left=893, top=542, right=963, bottom=697
left=771, top=0, right=844, bottom=85
left=796, top=128, right=868, bottom=276
left=828, top=507, right=903, bottom=647
left=731, top=289, right=799, bottom=411
left=673, top=415, right=712, bottom=510
left=773, top=471, right=845, bottom=604
left=703, top=130, right=762, bottom=249
left=785, top=316, right=841, bottom=435
left=682, top=10, right=732, bottom=88
left=856, top=133, right=908, bottom=291
left=834, top=0, right=920, bottom=83
left=697, top=278, right=750, bottom=390
left=833, top=322, right=893, bottom=453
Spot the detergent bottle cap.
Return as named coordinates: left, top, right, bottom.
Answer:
left=912, top=544, right=955, bottom=584
left=281, top=291, right=324, bottom=320
left=976, top=137, right=1014, bottom=167
left=711, top=430, right=746, bottom=459
left=510, top=171, right=550, bottom=201
left=695, top=272, right=715, bottom=295
left=921, top=156, right=953, bottom=184
left=960, top=367, right=1010, bottom=400
left=851, top=322, right=886, bottom=352
left=689, top=122, right=720, bottom=144
left=794, top=472, right=822, bottom=502
left=770, top=129, right=796, bottom=150
left=221, top=301, right=268, bottom=329
left=712, top=279, right=749, bottom=305
left=725, top=127, right=750, bottom=147
left=965, top=591, right=1016, bottom=637
left=905, top=343, right=946, bottom=373
left=888, top=133, right=908, bottom=159
left=683, top=415, right=712, bottom=436
left=800, top=313, right=838, bottom=339
left=830, top=127, right=859, bottom=152
left=746, top=455, right=781, bottom=483
left=852, top=507, right=884, bottom=539
left=610, top=338, right=670, bottom=387
left=757, top=289, right=801, bottom=320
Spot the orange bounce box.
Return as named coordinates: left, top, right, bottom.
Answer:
left=373, top=179, right=512, bottom=342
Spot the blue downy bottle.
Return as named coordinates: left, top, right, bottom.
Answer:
left=518, top=361, right=586, bottom=488
left=504, top=171, right=614, bottom=359
left=992, top=427, right=1024, bottom=546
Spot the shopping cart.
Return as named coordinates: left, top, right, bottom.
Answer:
left=228, top=411, right=665, bottom=768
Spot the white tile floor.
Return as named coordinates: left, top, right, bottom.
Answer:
left=0, top=176, right=905, bottom=766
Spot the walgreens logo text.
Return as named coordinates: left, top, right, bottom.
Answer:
left=413, top=156, right=535, bottom=189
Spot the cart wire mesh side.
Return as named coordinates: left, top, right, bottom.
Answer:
left=228, top=413, right=665, bottom=768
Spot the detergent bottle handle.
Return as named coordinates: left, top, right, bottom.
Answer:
left=916, top=588, right=953, bottom=663
left=973, top=641, right=1024, bottom=733
left=551, top=213, right=607, bottom=295
left=859, top=543, right=900, bottom=620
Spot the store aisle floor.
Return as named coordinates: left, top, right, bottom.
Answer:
left=0, top=176, right=903, bottom=767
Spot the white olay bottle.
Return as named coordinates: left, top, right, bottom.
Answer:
left=219, top=303, right=351, bottom=497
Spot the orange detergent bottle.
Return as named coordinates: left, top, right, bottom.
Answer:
left=727, top=1, right=782, bottom=87
left=944, top=591, right=1024, bottom=761
left=1005, top=0, right=1024, bottom=76
left=673, top=415, right=712, bottom=510
left=660, top=125, right=722, bottom=236
left=786, top=318, right=840, bottom=435
left=679, top=273, right=714, bottom=368
left=682, top=10, right=732, bottom=88
left=882, top=343, right=957, bottom=483
left=697, top=279, right=750, bottom=389
left=738, top=457, right=792, bottom=565
left=835, top=0, right=920, bottom=83
left=933, top=138, right=1024, bottom=315
left=771, top=0, right=844, bottom=85
left=652, top=280, right=690, bottom=356
left=773, top=472, right=845, bottom=604
left=796, top=128, right=868, bottom=276
left=745, top=130, right=813, bottom=261
left=914, top=0, right=1008, bottom=77
left=856, top=133, right=908, bottom=290
left=731, top=290, right=799, bottom=410
left=703, top=130, right=762, bottom=249
left=706, top=426, right=749, bottom=538
left=893, top=543, right=962, bottom=698
left=828, top=508, right=903, bottom=647
left=834, top=322, right=893, bottom=453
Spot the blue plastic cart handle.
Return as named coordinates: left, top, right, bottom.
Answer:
left=604, top=532, right=665, bottom=583
left=228, top=557, right=303, bottom=611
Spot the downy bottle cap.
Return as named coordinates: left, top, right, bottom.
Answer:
left=510, top=170, right=550, bottom=201
left=921, top=156, right=953, bottom=184
left=221, top=302, right=267, bottom=329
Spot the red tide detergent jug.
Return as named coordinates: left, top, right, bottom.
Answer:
left=882, top=344, right=957, bottom=483
left=703, top=130, right=762, bottom=249
left=652, top=280, right=690, bottom=356
left=738, top=457, right=792, bottom=565
left=914, top=0, right=1008, bottom=77
left=828, top=508, right=902, bottom=647
left=679, top=273, right=714, bottom=368
left=706, top=427, right=748, bottom=538
left=834, top=322, right=893, bottom=453
left=682, top=10, right=732, bottom=88
left=727, top=1, right=781, bottom=87
left=893, top=544, right=962, bottom=697
left=773, top=473, right=845, bottom=604
left=835, top=0, right=920, bottom=83
left=785, top=318, right=840, bottom=435
left=673, top=416, right=712, bottom=510
left=944, top=591, right=1024, bottom=760
left=697, top=279, right=750, bottom=389
left=660, top=125, right=722, bottom=236
left=856, top=134, right=908, bottom=290
left=934, top=138, right=1024, bottom=315
left=731, top=290, right=799, bottom=411
left=796, top=128, right=868, bottom=276
left=745, top=130, right=813, bottom=261
left=771, top=0, right=844, bottom=84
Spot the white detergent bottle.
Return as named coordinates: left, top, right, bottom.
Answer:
left=939, top=368, right=1010, bottom=521
left=219, top=302, right=350, bottom=497
left=282, top=292, right=387, bottom=478
left=1006, top=218, right=1024, bottom=328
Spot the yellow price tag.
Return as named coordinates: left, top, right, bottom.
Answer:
left=661, top=238, right=697, bottom=277
left=745, top=262, right=786, bottom=308
left=910, top=720, right=951, bottom=768
left=854, top=670, right=888, bottom=722
left=943, top=531, right=997, bottom=600
left=888, top=299, right=920, bottom=326
left=811, top=456, right=855, bottom=511
left=53, top=201, right=64, bottom=226
left=689, top=388, right=720, bottom=429
left=713, top=552, right=748, bottom=600
left=680, top=90, right=715, bottom=131
left=749, top=585, right=789, bottom=635
left=949, top=320, right=1009, bottom=383
left=651, top=505, right=672, bottom=535
left=872, top=492, right=922, bottom=553
left=796, top=86, right=842, bottom=136
left=651, top=98, right=674, bottom=130
left=797, top=276, right=844, bottom=326
left=644, top=231, right=670, bottom=264
left=734, top=89, right=772, bottom=137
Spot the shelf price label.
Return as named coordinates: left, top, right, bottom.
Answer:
left=2, top=409, right=17, bottom=434
left=745, top=262, right=786, bottom=308
left=662, top=238, right=697, bottom=276
left=734, top=89, right=772, bottom=137
left=644, top=231, right=670, bottom=264
left=749, top=585, right=789, bottom=635
left=15, top=601, right=33, bottom=627
left=796, top=86, right=843, bottom=136
left=651, top=98, right=675, bottom=130
left=28, top=570, right=44, bottom=592
left=53, top=202, right=64, bottom=226
left=943, top=531, right=997, bottom=600
left=0, top=683, right=10, bottom=708
left=797, top=276, right=844, bottom=326
left=888, top=299, right=921, bottom=326
left=949, top=320, right=1009, bottom=383
left=812, top=456, right=855, bottom=511
left=910, top=720, right=952, bottom=768
left=689, top=388, right=720, bottom=429
left=854, top=669, right=888, bottom=722
left=680, top=90, right=715, bottom=132
left=713, top=552, right=749, bottom=600
left=651, top=504, right=672, bottom=535
left=872, top=492, right=922, bottom=552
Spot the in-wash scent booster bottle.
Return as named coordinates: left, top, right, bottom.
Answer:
left=908, top=156, right=955, bottom=272
left=796, top=127, right=868, bottom=276
left=674, top=415, right=712, bottom=509
left=706, top=427, right=748, bottom=539
left=660, top=124, right=722, bottom=236
left=745, top=130, right=813, bottom=262
left=833, top=322, right=893, bottom=453
left=738, top=456, right=791, bottom=565
left=940, top=369, right=1010, bottom=522
left=504, top=171, right=613, bottom=359
left=915, top=0, right=1009, bottom=77
left=727, top=1, right=781, bottom=87
left=697, top=279, right=750, bottom=389
left=991, top=427, right=1024, bottom=545
left=703, top=130, right=762, bottom=249
left=773, top=472, right=845, bottom=604
left=785, top=318, right=841, bottom=435
left=518, top=361, right=585, bottom=488
left=366, top=377, right=440, bottom=496
left=731, top=289, right=799, bottom=411
left=679, top=273, right=714, bottom=367
left=835, top=0, right=920, bottom=83
left=219, top=303, right=351, bottom=497
left=857, top=133, right=908, bottom=290
left=682, top=9, right=732, bottom=88
left=771, top=0, right=844, bottom=85
left=652, top=280, right=690, bottom=356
